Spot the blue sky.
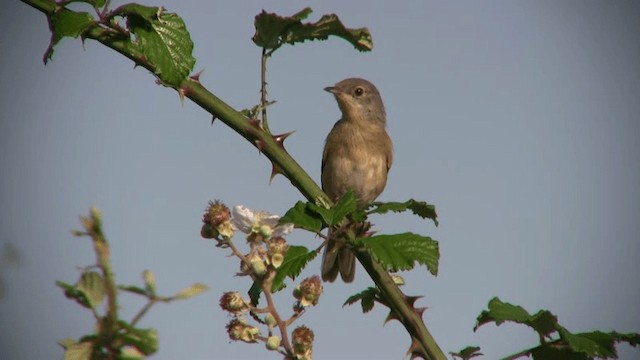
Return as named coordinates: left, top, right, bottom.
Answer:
left=1, top=1, right=639, bottom=359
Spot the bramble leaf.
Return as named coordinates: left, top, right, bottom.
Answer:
left=360, top=233, right=439, bottom=276
left=343, top=287, right=379, bottom=313
left=279, top=201, right=324, bottom=232
left=474, top=297, right=557, bottom=338
left=44, top=10, right=94, bottom=63
left=119, top=5, right=195, bottom=86
left=271, top=246, right=317, bottom=292
left=76, top=271, right=105, bottom=309
left=253, top=8, right=372, bottom=53
left=450, top=346, right=483, bottom=360
left=173, top=283, right=208, bottom=300
left=369, top=199, right=438, bottom=226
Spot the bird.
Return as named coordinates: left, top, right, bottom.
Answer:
left=321, top=78, right=393, bottom=283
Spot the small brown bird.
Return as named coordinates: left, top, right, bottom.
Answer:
left=321, top=78, right=393, bottom=282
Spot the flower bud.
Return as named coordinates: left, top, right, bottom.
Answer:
left=226, top=319, right=260, bottom=343
left=203, top=200, right=231, bottom=227
left=219, top=291, right=248, bottom=314
left=250, top=254, right=267, bottom=276
left=264, top=313, right=277, bottom=327
left=266, top=336, right=280, bottom=351
left=293, top=276, right=323, bottom=307
left=267, top=236, right=288, bottom=268
left=291, top=326, right=314, bottom=360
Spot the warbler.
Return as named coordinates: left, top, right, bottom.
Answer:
left=321, top=78, right=393, bottom=282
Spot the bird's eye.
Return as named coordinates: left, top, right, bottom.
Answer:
left=354, top=87, right=365, bottom=96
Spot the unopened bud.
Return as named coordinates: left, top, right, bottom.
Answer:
left=293, top=275, right=323, bottom=307
left=266, top=336, right=280, bottom=351
left=292, top=326, right=314, bottom=360
left=219, top=291, right=248, bottom=314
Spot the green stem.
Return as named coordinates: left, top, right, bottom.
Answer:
left=260, top=47, right=270, bottom=133
left=20, top=1, right=446, bottom=358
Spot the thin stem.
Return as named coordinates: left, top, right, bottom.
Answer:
left=130, top=299, right=156, bottom=327
left=260, top=47, right=270, bottom=133
left=262, top=280, right=293, bottom=356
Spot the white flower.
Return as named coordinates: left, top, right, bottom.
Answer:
left=231, top=205, right=293, bottom=238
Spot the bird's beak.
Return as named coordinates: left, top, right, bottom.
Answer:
left=324, top=86, right=338, bottom=94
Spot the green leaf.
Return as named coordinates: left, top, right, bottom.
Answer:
left=248, top=279, right=262, bottom=306
left=62, top=340, right=93, bottom=360
left=76, top=271, right=105, bottom=309
left=120, top=5, right=195, bottom=86
left=449, top=346, right=483, bottom=360
left=279, top=201, right=325, bottom=232
left=330, top=190, right=358, bottom=226
left=360, top=233, right=439, bottom=276
left=117, top=321, right=159, bottom=355
left=142, top=269, right=156, bottom=294
left=56, top=280, right=91, bottom=309
left=369, top=199, right=438, bottom=226
left=271, top=246, right=317, bottom=293
left=173, top=283, right=208, bottom=299
left=343, top=287, right=379, bottom=313
left=252, top=8, right=372, bottom=53
left=118, top=285, right=148, bottom=297
left=530, top=346, right=589, bottom=360
left=474, top=297, right=558, bottom=339
left=57, top=338, right=77, bottom=350
left=44, top=10, right=95, bottom=63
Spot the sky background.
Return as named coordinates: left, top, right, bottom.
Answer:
left=1, top=1, right=639, bottom=359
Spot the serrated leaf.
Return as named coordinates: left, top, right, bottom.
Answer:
left=279, top=201, right=324, bottom=232
left=343, top=287, right=379, bottom=313
left=117, top=320, right=159, bottom=355
left=76, top=271, right=105, bottom=309
left=248, top=279, right=262, bottom=306
left=559, top=327, right=618, bottom=358
left=173, top=283, right=208, bottom=299
left=330, top=190, right=358, bottom=226
left=360, top=233, right=439, bottom=276
left=253, top=8, right=372, bottom=52
left=63, top=340, right=93, bottom=360
left=450, top=346, right=483, bottom=360
left=369, top=199, right=438, bottom=226
left=121, top=5, right=195, bottom=86
left=56, top=280, right=91, bottom=309
left=57, top=338, right=77, bottom=349
left=474, top=297, right=558, bottom=338
left=530, top=346, right=589, bottom=360
left=118, top=285, right=148, bottom=296
left=44, top=10, right=95, bottom=63
left=271, top=246, right=317, bottom=293
left=143, top=269, right=156, bottom=294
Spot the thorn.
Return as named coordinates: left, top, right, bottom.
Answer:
left=406, top=295, right=424, bottom=307
left=406, top=337, right=426, bottom=360
left=190, top=69, right=204, bottom=83
left=178, top=87, right=186, bottom=106
left=248, top=118, right=261, bottom=129
left=211, top=114, right=217, bottom=125
left=255, top=139, right=266, bottom=152
left=384, top=310, right=400, bottom=325
left=270, top=163, right=283, bottom=184
left=272, top=130, right=295, bottom=149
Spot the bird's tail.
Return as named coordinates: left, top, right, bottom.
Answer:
left=321, top=229, right=355, bottom=283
